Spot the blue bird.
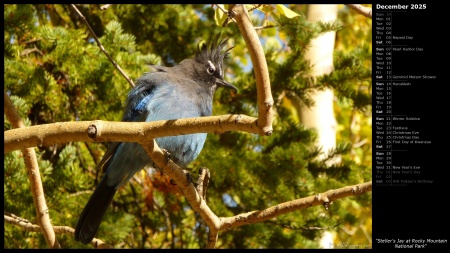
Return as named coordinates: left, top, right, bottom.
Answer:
left=75, top=37, right=237, bottom=244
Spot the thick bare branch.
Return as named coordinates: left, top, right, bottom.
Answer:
left=141, top=140, right=221, bottom=249
left=4, top=115, right=258, bottom=153
left=229, top=4, right=274, bottom=136
left=4, top=91, right=61, bottom=249
left=141, top=138, right=372, bottom=249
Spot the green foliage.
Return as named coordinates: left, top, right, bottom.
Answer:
left=4, top=4, right=371, bottom=249
left=323, top=46, right=372, bottom=110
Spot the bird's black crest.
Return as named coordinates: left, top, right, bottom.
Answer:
left=195, top=34, right=232, bottom=66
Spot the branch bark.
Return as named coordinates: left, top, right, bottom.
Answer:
left=4, top=115, right=259, bottom=153
left=230, top=4, right=274, bottom=136
left=4, top=212, right=112, bottom=249
left=346, top=4, right=372, bottom=19
left=4, top=91, right=61, bottom=249
left=141, top=140, right=221, bottom=249
left=123, top=138, right=373, bottom=249
left=219, top=181, right=372, bottom=230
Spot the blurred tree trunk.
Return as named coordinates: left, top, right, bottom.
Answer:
left=296, top=4, right=339, bottom=248
left=293, top=4, right=339, bottom=165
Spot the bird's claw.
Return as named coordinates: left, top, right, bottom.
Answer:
left=161, top=149, right=171, bottom=164
left=169, top=171, right=193, bottom=187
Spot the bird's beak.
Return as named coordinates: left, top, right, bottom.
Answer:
left=216, top=78, right=238, bottom=91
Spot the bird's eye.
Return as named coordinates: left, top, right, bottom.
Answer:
left=207, top=60, right=216, bottom=75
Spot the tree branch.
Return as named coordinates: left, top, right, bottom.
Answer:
left=254, top=25, right=276, bottom=30
left=4, top=115, right=259, bottom=153
left=124, top=139, right=372, bottom=249
left=196, top=167, right=210, bottom=200
left=229, top=4, right=274, bottom=136
left=4, top=91, right=61, bottom=249
left=5, top=120, right=372, bottom=249
left=69, top=4, right=135, bottom=87
left=4, top=212, right=112, bottom=249
left=219, top=181, right=372, bottom=230
left=141, top=140, right=221, bottom=249
left=346, top=4, right=372, bottom=19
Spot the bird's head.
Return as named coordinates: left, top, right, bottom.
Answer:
left=188, top=35, right=238, bottom=92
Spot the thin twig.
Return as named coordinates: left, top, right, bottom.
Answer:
left=254, top=25, right=276, bottom=30
left=265, top=220, right=344, bottom=231
left=247, top=4, right=262, bottom=12
left=214, top=4, right=228, bottom=14
left=23, top=38, right=42, bottom=44
left=70, top=4, right=135, bottom=87
left=21, top=46, right=44, bottom=56
left=4, top=212, right=113, bottom=248
left=214, top=4, right=237, bottom=27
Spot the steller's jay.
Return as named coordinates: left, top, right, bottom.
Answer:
left=74, top=37, right=237, bottom=244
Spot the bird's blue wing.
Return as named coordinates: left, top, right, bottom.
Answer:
left=123, top=83, right=156, bottom=122
left=98, top=76, right=161, bottom=186
left=102, top=73, right=208, bottom=188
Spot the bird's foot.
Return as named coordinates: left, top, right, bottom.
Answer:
left=161, top=149, right=171, bottom=165
left=170, top=171, right=193, bottom=186
left=185, top=172, right=193, bottom=186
